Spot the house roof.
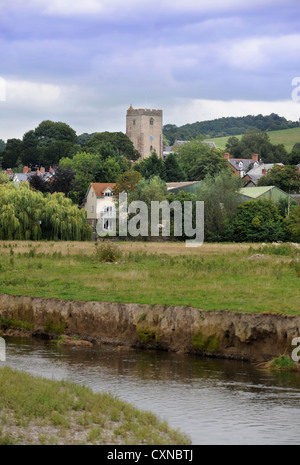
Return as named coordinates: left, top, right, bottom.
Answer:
left=228, top=159, right=255, bottom=172
left=90, top=183, right=117, bottom=197
left=166, top=181, right=201, bottom=190
left=239, top=186, right=275, bottom=199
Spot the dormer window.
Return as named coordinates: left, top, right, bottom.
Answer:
left=104, top=190, right=113, bottom=197
left=239, top=161, right=244, bottom=168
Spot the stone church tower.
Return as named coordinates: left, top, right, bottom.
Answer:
left=126, top=105, right=163, bottom=159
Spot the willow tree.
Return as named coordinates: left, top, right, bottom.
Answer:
left=0, top=183, right=91, bottom=241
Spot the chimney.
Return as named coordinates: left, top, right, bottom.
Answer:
left=252, top=153, right=259, bottom=162
left=49, top=166, right=53, bottom=173
left=6, top=168, right=12, bottom=175
left=262, top=168, right=267, bottom=176
left=40, top=166, right=45, bottom=174
left=224, top=152, right=230, bottom=160
left=37, top=168, right=40, bottom=176
left=23, top=166, right=29, bottom=174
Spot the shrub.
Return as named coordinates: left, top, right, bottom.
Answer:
left=95, top=241, right=122, bottom=263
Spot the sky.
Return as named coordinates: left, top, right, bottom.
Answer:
left=0, top=0, right=300, bottom=141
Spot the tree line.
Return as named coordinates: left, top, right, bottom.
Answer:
left=163, top=113, right=300, bottom=145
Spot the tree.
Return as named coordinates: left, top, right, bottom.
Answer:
left=196, top=172, right=243, bottom=242
left=285, top=205, right=300, bottom=242
left=225, top=130, right=288, bottom=163
left=0, top=182, right=91, bottom=241
left=176, top=138, right=230, bottom=181
left=226, top=199, right=286, bottom=242
left=288, top=145, right=300, bottom=165
left=48, top=165, right=75, bottom=196
left=2, top=139, right=23, bottom=169
left=134, top=151, right=166, bottom=180
left=34, top=120, right=77, bottom=145
left=114, top=170, right=142, bottom=195
left=257, top=165, right=300, bottom=194
left=82, top=132, right=140, bottom=161
left=164, top=153, right=186, bottom=182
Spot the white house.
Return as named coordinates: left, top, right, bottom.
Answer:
left=84, top=183, right=117, bottom=233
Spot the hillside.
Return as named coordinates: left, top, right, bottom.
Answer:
left=163, top=114, right=300, bottom=147
left=205, top=127, right=300, bottom=153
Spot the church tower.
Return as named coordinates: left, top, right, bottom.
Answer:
left=126, top=105, right=163, bottom=159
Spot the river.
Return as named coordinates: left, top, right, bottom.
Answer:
left=2, top=336, right=300, bottom=445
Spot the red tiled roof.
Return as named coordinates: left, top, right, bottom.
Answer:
left=91, top=183, right=117, bottom=197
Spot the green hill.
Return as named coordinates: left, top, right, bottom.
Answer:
left=205, top=127, right=300, bottom=153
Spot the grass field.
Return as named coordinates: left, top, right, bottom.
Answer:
left=0, top=240, right=299, bottom=315
left=205, top=127, right=300, bottom=153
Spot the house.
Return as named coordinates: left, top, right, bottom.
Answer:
left=243, top=163, right=284, bottom=187
left=238, top=186, right=290, bottom=203
left=84, top=183, right=117, bottom=232
left=12, top=166, right=54, bottom=186
left=224, top=153, right=260, bottom=178
left=166, top=181, right=202, bottom=195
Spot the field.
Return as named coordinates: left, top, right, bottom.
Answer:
left=0, top=240, right=299, bottom=315
left=205, top=127, right=300, bottom=153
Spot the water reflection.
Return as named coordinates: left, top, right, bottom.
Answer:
left=3, top=336, right=300, bottom=445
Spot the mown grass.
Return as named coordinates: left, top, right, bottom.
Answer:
left=0, top=241, right=299, bottom=314
left=0, top=366, right=190, bottom=445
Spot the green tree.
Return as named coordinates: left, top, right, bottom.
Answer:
left=285, top=205, right=300, bottom=242
left=134, top=151, right=166, bottom=180
left=34, top=120, right=77, bottom=145
left=257, top=165, right=300, bottom=194
left=0, top=182, right=91, bottom=241
left=176, top=138, right=230, bottom=181
left=225, top=130, right=288, bottom=163
left=2, top=139, right=22, bottom=169
left=226, top=199, right=286, bottom=242
left=82, top=132, right=140, bottom=161
left=114, top=170, right=142, bottom=195
left=196, top=172, right=243, bottom=242
left=164, top=153, right=186, bottom=182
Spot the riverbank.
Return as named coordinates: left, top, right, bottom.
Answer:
left=1, top=294, right=300, bottom=362
left=0, top=366, right=190, bottom=445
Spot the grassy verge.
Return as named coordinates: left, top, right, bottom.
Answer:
left=0, top=241, right=299, bottom=314
left=0, top=366, right=190, bottom=445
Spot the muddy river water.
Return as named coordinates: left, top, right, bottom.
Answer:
left=3, top=336, right=300, bottom=445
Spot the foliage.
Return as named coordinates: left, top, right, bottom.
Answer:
left=163, top=113, right=299, bottom=144
left=2, top=139, right=23, bottom=169
left=0, top=183, right=91, bottom=241
left=226, top=199, right=286, bottom=242
left=95, top=241, right=123, bottom=263
left=114, top=170, right=142, bottom=195
left=285, top=206, right=300, bottom=242
left=257, top=165, right=300, bottom=194
left=196, top=172, right=243, bottom=242
left=81, top=131, right=140, bottom=161
left=288, top=146, right=300, bottom=165
left=128, top=176, right=168, bottom=207
left=164, top=153, right=186, bottom=182
left=225, top=130, right=288, bottom=163
left=60, top=150, right=129, bottom=205
left=0, top=173, right=10, bottom=184
left=269, top=355, right=297, bottom=371
left=134, top=152, right=166, bottom=180
left=175, top=138, right=230, bottom=181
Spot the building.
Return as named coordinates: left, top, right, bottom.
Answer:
left=243, top=163, right=284, bottom=187
left=126, top=105, right=163, bottom=159
left=238, top=186, right=290, bottom=203
left=166, top=181, right=202, bottom=195
left=84, top=183, right=117, bottom=232
left=12, top=166, right=54, bottom=186
left=224, top=153, right=260, bottom=178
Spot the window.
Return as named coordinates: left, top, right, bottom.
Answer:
left=150, top=118, right=154, bottom=126
left=91, top=191, right=94, bottom=198
left=91, top=205, right=94, bottom=213
left=150, top=145, right=153, bottom=152
left=104, top=191, right=112, bottom=197
left=133, top=119, right=136, bottom=125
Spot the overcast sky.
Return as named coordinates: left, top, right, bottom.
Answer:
left=1, top=0, right=300, bottom=141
